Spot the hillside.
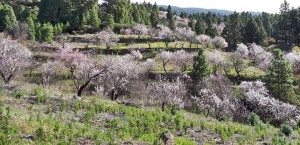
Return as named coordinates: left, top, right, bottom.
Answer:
left=159, top=5, right=262, bottom=15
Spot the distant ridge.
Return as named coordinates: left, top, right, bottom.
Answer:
left=159, top=5, right=262, bottom=16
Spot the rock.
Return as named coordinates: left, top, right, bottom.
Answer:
left=21, top=135, right=35, bottom=141
left=160, top=131, right=175, bottom=145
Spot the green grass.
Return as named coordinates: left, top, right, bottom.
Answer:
left=0, top=92, right=299, bottom=144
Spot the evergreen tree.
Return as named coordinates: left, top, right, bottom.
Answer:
left=195, top=19, right=206, bottom=35
left=0, top=4, right=17, bottom=32
left=103, top=13, right=115, bottom=28
left=35, top=22, right=42, bottom=41
left=278, top=0, right=291, bottom=43
left=89, top=5, right=100, bottom=28
left=255, top=17, right=267, bottom=45
left=266, top=49, right=294, bottom=102
left=150, top=2, right=159, bottom=27
left=166, top=5, right=175, bottom=30
left=40, top=23, right=54, bottom=43
left=243, top=18, right=263, bottom=44
left=223, top=12, right=243, bottom=50
left=205, top=17, right=216, bottom=37
left=27, top=15, right=36, bottom=41
left=191, top=48, right=211, bottom=83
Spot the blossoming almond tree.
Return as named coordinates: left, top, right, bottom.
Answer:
left=0, top=39, right=32, bottom=85
left=147, top=77, right=186, bottom=111
left=56, top=45, right=107, bottom=97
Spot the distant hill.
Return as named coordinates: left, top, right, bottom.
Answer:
left=159, top=5, right=261, bottom=16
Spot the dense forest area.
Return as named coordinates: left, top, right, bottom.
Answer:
left=1, top=0, right=300, bottom=144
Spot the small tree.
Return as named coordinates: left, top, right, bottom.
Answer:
left=40, top=61, right=61, bottom=87
left=158, top=25, right=174, bottom=48
left=132, top=23, right=148, bottom=39
left=56, top=45, right=107, bottom=97
left=0, top=39, right=32, bottom=85
left=100, top=54, right=145, bottom=101
left=208, top=50, right=227, bottom=75
left=159, top=50, right=173, bottom=73
left=249, top=43, right=272, bottom=70
left=40, top=23, right=54, bottom=43
left=194, top=35, right=212, bottom=48
left=191, top=48, right=211, bottom=84
left=95, top=29, right=119, bottom=49
left=147, top=77, right=186, bottom=111
left=229, top=52, right=245, bottom=77
left=212, top=36, right=228, bottom=49
left=266, top=49, right=294, bottom=101
left=172, top=50, right=193, bottom=72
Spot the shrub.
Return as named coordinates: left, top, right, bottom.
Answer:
left=249, top=113, right=261, bottom=126
left=35, top=127, right=46, bottom=141
left=12, top=90, right=25, bottom=99
left=281, top=124, right=293, bottom=136
left=174, top=137, right=196, bottom=145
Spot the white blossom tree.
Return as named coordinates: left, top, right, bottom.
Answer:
left=172, top=50, right=193, bottom=72
left=194, top=34, right=212, bottom=48
left=95, top=29, right=119, bottom=49
left=249, top=43, right=272, bottom=70
left=56, top=45, right=107, bottom=97
left=236, top=43, right=249, bottom=58
left=147, top=28, right=158, bottom=49
left=208, top=50, right=227, bottom=75
left=147, top=77, right=186, bottom=111
left=40, top=61, right=62, bottom=87
left=212, top=36, right=228, bottom=49
left=142, top=58, right=155, bottom=74
left=240, top=81, right=297, bottom=125
left=213, top=23, right=225, bottom=36
left=192, top=75, right=235, bottom=120
left=158, top=25, right=174, bottom=48
left=229, top=52, right=245, bottom=77
left=284, top=52, right=300, bottom=72
left=132, top=23, right=148, bottom=39
left=175, top=27, right=195, bottom=48
left=0, top=39, right=32, bottom=85
left=100, top=55, right=145, bottom=101
left=159, top=50, right=173, bottom=73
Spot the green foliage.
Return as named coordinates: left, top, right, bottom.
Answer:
left=89, top=5, right=100, bottom=28
left=103, top=13, right=115, bottom=28
left=33, top=87, right=48, bottom=104
left=40, top=22, right=54, bottom=43
left=249, top=113, right=261, bottom=126
left=281, top=124, right=293, bottom=136
left=27, top=15, right=36, bottom=41
left=195, top=19, right=205, bottom=35
left=12, top=90, right=25, bottom=99
left=266, top=49, right=295, bottom=102
left=0, top=3, right=17, bottom=32
left=175, top=137, right=196, bottom=145
left=150, top=3, right=159, bottom=27
left=191, top=48, right=211, bottom=84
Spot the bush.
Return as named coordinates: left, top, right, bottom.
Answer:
left=12, top=90, right=25, bottom=99
left=281, top=124, right=293, bottom=136
left=32, top=87, right=48, bottom=104
left=249, top=113, right=261, bottom=126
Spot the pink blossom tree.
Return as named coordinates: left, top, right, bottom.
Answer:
left=56, top=45, right=107, bottom=97
left=236, top=43, right=249, bottom=58
left=249, top=43, right=272, bottom=70
left=284, top=52, right=300, bottom=72
left=0, top=39, right=32, bottom=85
left=213, top=23, right=225, bottom=36
left=208, top=50, right=227, bottom=75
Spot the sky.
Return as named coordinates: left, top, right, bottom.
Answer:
left=100, top=0, right=300, bottom=13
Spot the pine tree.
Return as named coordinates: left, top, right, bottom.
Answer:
left=27, top=15, right=36, bottom=41
left=266, top=48, right=294, bottom=102
left=166, top=5, right=175, bottom=30
left=150, top=2, right=159, bottom=27
left=103, top=13, right=115, bottom=28
left=223, top=12, right=242, bottom=50
left=243, top=18, right=262, bottom=44
left=40, top=23, right=54, bottom=43
left=89, top=5, right=100, bottom=28
left=0, top=4, right=17, bottom=32
left=195, top=19, right=206, bottom=35
left=205, top=17, right=216, bottom=37
left=191, top=48, right=211, bottom=83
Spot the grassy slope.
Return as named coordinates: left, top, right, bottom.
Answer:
left=0, top=92, right=298, bottom=145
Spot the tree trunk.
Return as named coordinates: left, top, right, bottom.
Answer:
left=189, top=42, right=192, bottom=48
left=76, top=80, right=91, bottom=97
left=162, top=102, right=166, bottom=112
left=110, top=89, right=119, bottom=101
